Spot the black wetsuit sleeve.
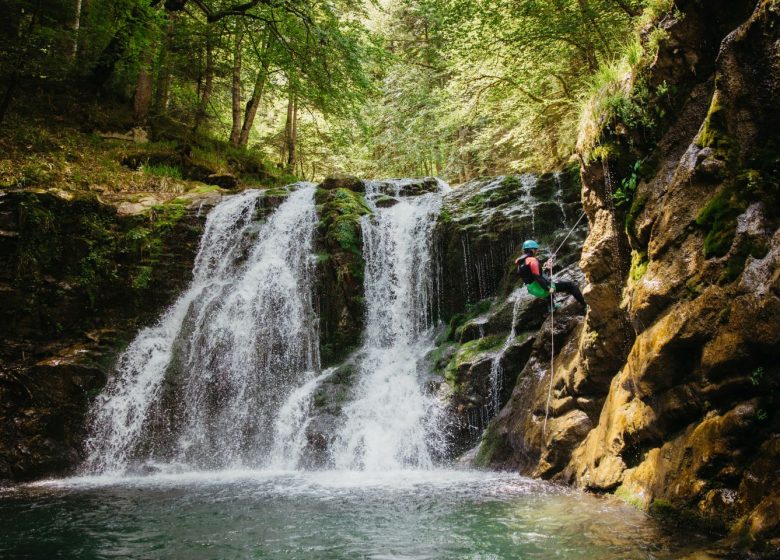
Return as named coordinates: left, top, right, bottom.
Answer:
left=532, top=273, right=550, bottom=290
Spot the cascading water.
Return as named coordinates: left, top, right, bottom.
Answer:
left=268, top=367, right=336, bottom=469
left=487, top=288, right=527, bottom=417
left=331, top=181, right=447, bottom=471
left=83, top=185, right=320, bottom=474
left=520, top=174, right=537, bottom=233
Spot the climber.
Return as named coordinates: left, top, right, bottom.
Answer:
left=515, top=239, right=586, bottom=310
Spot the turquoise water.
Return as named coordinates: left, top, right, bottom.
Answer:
left=0, top=470, right=712, bottom=559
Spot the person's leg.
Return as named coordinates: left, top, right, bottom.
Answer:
left=554, top=280, right=586, bottom=306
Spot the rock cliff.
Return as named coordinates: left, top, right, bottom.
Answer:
left=479, top=0, right=780, bottom=550
left=0, top=187, right=226, bottom=480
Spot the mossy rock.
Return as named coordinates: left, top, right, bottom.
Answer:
left=320, top=174, right=365, bottom=192
left=473, top=422, right=512, bottom=468
left=443, top=335, right=505, bottom=389
left=315, top=188, right=372, bottom=367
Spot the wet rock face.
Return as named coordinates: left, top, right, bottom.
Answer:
left=575, top=1, right=780, bottom=543
left=478, top=0, right=780, bottom=549
left=477, top=1, right=780, bottom=548
left=0, top=189, right=222, bottom=480
left=437, top=172, right=584, bottom=319
left=313, top=187, right=371, bottom=367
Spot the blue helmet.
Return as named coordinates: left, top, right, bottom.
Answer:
left=522, top=239, right=539, bottom=251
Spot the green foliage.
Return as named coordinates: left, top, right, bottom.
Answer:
left=0, top=0, right=674, bottom=180
left=614, top=160, right=642, bottom=208
left=142, top=164, right=182, bottom=179
left=696, top=188, right=743, bottom=259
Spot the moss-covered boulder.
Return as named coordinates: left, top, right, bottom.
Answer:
left=320, top=174, right=365, bottom=192
left=314, top=187, right=372, bottom=366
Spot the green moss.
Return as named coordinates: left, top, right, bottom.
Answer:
left=132, top=265, right=154, bottom=290
left=186, top=184, right=223, bottom=195
left=698, top=94, right=733, bottom=155
left=625, top=191, right=648, bottom=234
left=501, top=175, right=523, bottom=190
left=265, top=187, right=291, bottom=198
left=614, top=485, right=645, bottom=510
left=428, top=342, right=458, bottom=371
left=629, top=250, right=649, bottom=281
left=649, top=498, right=675, bottom=515
left=318, top=188, right=372, bottom=255
left=684, top=276, right=704, bottom=299
left=445, top=299, right=493, bottom=342
left=443, top=335, right=505, bottom=388
left=473, top=422, right=509, bottom=468
left=696, top=187, right=745, bottom=258
left=720, top=238, right=768, bottom=284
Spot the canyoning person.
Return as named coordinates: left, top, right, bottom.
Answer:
left=515, top=239, right=586, bottom=311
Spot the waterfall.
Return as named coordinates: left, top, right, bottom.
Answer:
left=268, top=368, right=336, bottom=470
left=331, top=181, right=446, bottom=471
left=83, top=185, right=320, bottom=474
left=487, top=289, right=526, bottom=417
left=520, top=174, right=537, bottom=234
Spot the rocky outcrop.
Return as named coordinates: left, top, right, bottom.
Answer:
left=314, top=186, right=371, bottom=366
left=0, top=186, right=227, bottom=480
left=307, top=173, right=589, bottom=463
left=313, top=176, right=445, bottom=366
left=437, top=173, right=584, bottom=317
left=479, top=0, right=780, bottom=552
left=427, top=174, right=588, bottom=455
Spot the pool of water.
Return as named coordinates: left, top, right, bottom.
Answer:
left=0, top=470, right=713, bottom=559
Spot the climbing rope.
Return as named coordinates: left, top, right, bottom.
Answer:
left=543, top=290, right=555, bottom=440
left=542, top=209, right=587, bottom=443
left=552, top=210, right=587, bottom=259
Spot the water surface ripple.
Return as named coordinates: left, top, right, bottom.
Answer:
left=1, top=470, right=710, bottom=559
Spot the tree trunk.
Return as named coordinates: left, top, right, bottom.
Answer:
left=154, top=15, right=176, bottom=111
left=193, top=40, right=214, bottom=131
left=71, top=0, right=83, bottom=61
left=76, top=0, right=91, bottom=59
left=0, top=5, right=38, bottom=125
left=285, top=91, right=298, bottom=172
left=238, top=34, right=271, bottom=147
left=133, top=50, right=154, bottom=126
left=229, top=27, right=244, bottom=146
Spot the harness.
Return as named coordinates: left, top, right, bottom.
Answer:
left=516, top=255, right=553, bottom=298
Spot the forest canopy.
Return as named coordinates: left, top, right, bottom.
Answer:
left=0, top=0, right=668, bottom=182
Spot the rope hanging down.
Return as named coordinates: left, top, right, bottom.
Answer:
left=542, top=210, right=587, bottom=441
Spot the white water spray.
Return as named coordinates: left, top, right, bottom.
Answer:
left=83, top=185, right=320, bottom=473
left=332, top=181, right=446, bottom=471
